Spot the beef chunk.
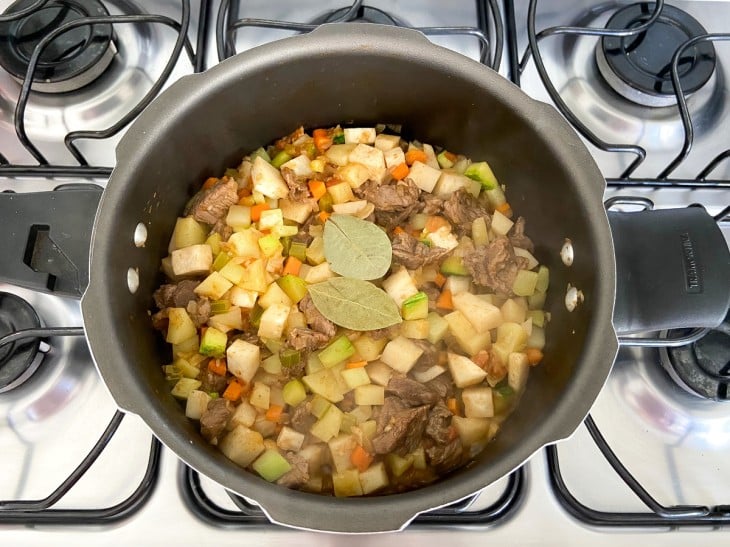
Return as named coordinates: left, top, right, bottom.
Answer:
left=186, top=296, right=211, bottom=328
left=386, top=376, right=440, bottom=406
left=391, top=231, right=450, bottom=270
left=338, top=391, right=357, bottom=412
left=356, top=178, right=420, bottom=231
left=426, top=438, right=463, bottom=471
left=287, top=328, right=330, bottom=352
left=151, top=309, right=168, bottom=331
left=291, top=216, right=315, bottom=246
left=198, top=369, right=228, bottom=395
left=277, top=452, right=309, bottom=488
left=185, top=178, right=238, bottom=225
left=371, top=404, right=429, bottom=455
left=211, top=218, right=233, bottom=241
left=426, top=373, right=455, bottom=399
left=369, top=326, right=399, bottom=340
left=375, top=396, right=408, bottom=433
left=442, top=188, right=490, bottom=230
left=508, top=216, right=535, bottom=253
left=463, top=236, right=529, bottom=295
left=420, top=193, right=443, bottom=215
left=299, top=295, right=336, bottom=337
left=200, top=398, right=233, bottom=442
left=425, top=403, right=453, bottom=444
left=290, top=400, right=315, bottom=433
left=412, top=339, right=439, bottom=369
left=421, top=284, right=440, bottom=312
left=153, top=280, right=199, bottom=309
left=281, top=166, right=310, bottom=201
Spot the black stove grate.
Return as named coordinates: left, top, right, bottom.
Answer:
left=178, top=463, right=525, bottom=529
left=506, top=0, right=730, bottom=189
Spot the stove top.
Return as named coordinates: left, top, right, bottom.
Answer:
left=1, top=1, right=729, bottom=545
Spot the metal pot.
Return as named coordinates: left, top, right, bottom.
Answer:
left=9, top=24, right=728, bottom=533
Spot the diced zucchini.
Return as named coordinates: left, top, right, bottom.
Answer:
left=333, top=468, right=363, bottom=497
left=258, top=233, right=283, bottom=258
left=380, top=336, right=424, bottom=374
left=464, top=161, right=498, bottom=190
left=401, top=291, right=428, bottom=320
left=212, top=251, right=231, bottom=272
left=340, top=367, right=371, bottom=390
left=171, top=244, right=213, bottom=277
left=408, top=161, right=441, bottom=193
left=359, top=461, right=389, bottom=494
left=169, top=216, right=208, bottom=252
left=199, top=327, right=227, bottom=357
left=440, top=255, right=469, bottom=276
left=426, top=312, right=449, bottom=344
left=311, top=404, right=344, bottom=442
left=352, top=335, right=387, bottom=362
left=166, top=308, right=197, bottom=344
left=258, top=281, right=293, bottom=309
left=288, top=241, right=308, bottom=263
left=262, top=353, right=282, bottom=375
left=462, top=386, right=494, bottom=418
left=443, top=310, right=492, bottom=355
left=535, top=265, right=550, bottom=293
left=257, top=303, right=290, bottom=339
left=452, top=292, right=503, bottom=333
left=472, top=216, right=489, bottom=246
left=382, top=266, right=419, bottom=307
left=501, top=298, right=527, bottom=324
left=219, top=425, right=265, bottom=467
left=410, top=446, right=427, bottom=470
left=276, top=274, right=308, bottom=304
left=447, top=352, right=487, bottom=388
left=194, top=271, right=233, bottom=300
left=252, top=449, right=292, bottom=482
left=206, top=233, right=223, bottom=256
left=303, top=368, right=345, bottom=403
left=226, top=339, right=260, bottom=383
left=513, top=247, right=538, bottom=269
left=512, top=269, right=539, bottom=297
left=218, top=260, right=246, bottom=285
left=282, top=379, right=307, bottom=407
left=528, top=290, right=546, bottom=310
left=185, top=390, right=211, bottom=420
left=171, top=377, right=202, bottom=400
left=270, top=150, right=292, bottom=169
left=528, top=310, right=545, bottom=328
left=277, top=426, right=305, bottom=452
left=318, top=335, right=356, bottom=368
left=306, top=236, right=326, bottom=265
left=310, top=394, right=332, bottom=418
left=252, top=156, right=289, bottom=199
left=365, top=360, right=393, bottom=387
left=354, top=384, right=385, bottom=405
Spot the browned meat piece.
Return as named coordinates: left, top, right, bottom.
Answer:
left=274, top=126, right=304, bottom=149
left=290, top=400, right=315, bottom=433
left=412, top=339, right=439, bottom=369
left=375, top=204, right=420, bottom=232
left=291, top=216, right=315, bottom=246
left=277, top=452, right=310, bottom=488
left=200, top=398, right=233, bottom=442
left=186, top=297, right=211, bottom=328
left=211, top=218, right=233, bottom=241
left=356, top=178, right=421, bottom=231
left=299, top=295, right=336, bottom=337
left=421, top=284, right=440, bottom=312
left=151, top=309, right=168, bottom=331
left=425, top=403, right=453, bottom=444
left=198, top=369, right=228, bottom=395
left=287, top=328, right=330, bottom=352
left=232, top=331, right=259, bottom=346
left=508, top=216, right=535, bottom=253
left=463, top=236, right=529, bottom=295
left=185, top=178, right=238, bottom=225
left=375, top=396, right=408, bottom=433
left=426, top=373, right=455, bottom=399
left=153, top=279, right=199, bottom=309
left=442, top=188, right=491, bottom=230
left=369, top=326, right=399, bottom=340
left=426, top=438, right=463, bottom=470
left=371, top=405, right=429, bottom=455
left=281, top=166, right=310, bottom=201
left=391, top=231, right=450, bottom=270
left=420, top=193, right=443, bottom=215
left=338, top=391, right=357, bottom=412
left=386, top=376, right=440, bottom=406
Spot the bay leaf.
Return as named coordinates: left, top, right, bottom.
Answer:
left=308, top=277, right=402, bottom=331
left=323, top=214, right=392, bottom=280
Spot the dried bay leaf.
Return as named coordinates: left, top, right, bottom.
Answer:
left=323, top=214, right=392, bottom=280
left=308, top=277, right=402, bottom=331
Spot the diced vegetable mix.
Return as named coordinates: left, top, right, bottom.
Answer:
left=152, top=124, right=551, bottom=497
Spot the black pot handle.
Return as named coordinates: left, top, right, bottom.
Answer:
left=609, top=205, right=730, bottom=337
left=0, top=185, right=101, bottom=298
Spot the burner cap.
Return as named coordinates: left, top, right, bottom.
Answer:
left=312, top=6, right=402, bottom=26
left=596, top=3, right=716, bottom=107
left=0, top=0, right=116, bottom=93
left=663, top=314, right=730, bottom=401
left=0, top=292, right=41, bottom=393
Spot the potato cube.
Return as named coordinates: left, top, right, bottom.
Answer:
left=311, top=405, right=344, bottom=442
left=168, top=216, right=207, bottom=252
left=380, top=336, right=424, bottom=374
left=207, top=306, right=244, bottom=333
left=452, top=292, right=503, bottom=333
left=443, top=310, right=492, bottom=355
left=447, top=352, right=487, bottom=388
left=491, top=209, right=514, bottom=236
left=193, top=271, right=232, bottom=300
left=383, top=146, right=406, bottom=169
left=508, top=352, right=530, bottom=392
left=340, top=367, right=371, bottom=390
left=227, top=229, right=262, bottom=259
left=280, top=154, right=313, bottom=177
left=171, top=244, right=212, bottom=277
left=354, top=384, right=385, bottom=406
left=325, top=143, right=357, bottom=166
left=229, top=286, right=258, bottom=308
left=258, top=282, right=293, bottom=309
left=257, top=303, right=290, bottom=339
left=501, top=298, right=527, bottom=323
left=359, top=461, right=389, bottom=494
left=382, top=266, right=419, bottom=307
left=452, top=416, right=491, bottom=446
left=228, top=400, right=257, bottom=429
left=277, top=426, right=306, bottom=452
left=327, top=181, right=356, bottom=205
left=219, top=425, right=265, bottom=467
left=338, top=162, right=370, bottom=188
left=252, top=156, right=289, bottom=199
left=279, top=198, right=313, bottom=224
left=462, top=386, right=494, bottom=418
left=249, top=381, right=271, bottom=409
left=328, top=433, right=358, bottom=473
left=400, top=319, right=430, bottom=339
left=366, top=360, right=393, bottom=387
left=344, top=127, right=376, bottom=144
left=352, top=335, right=387, bottom=361
left=258, top=208, right=284, bottom=230
left=374, top=133, right=401, bottom=151
left=185, top=390, right=211, bottom=420
left=422, top=143, right=440, bottom=169
left=226, top=204, right=251, bottom=230
left=303, top=368, right=345, bottom=403
left=497, top=322, right=528, bottom=353
left=226, top=339, right=260, bottom=383
left=348, top=143, right=385, bottom=181
left=333, top=469, right=363, bottom=497
left=166, top=307, right=197, bottom=344
left=407, top=161, right=441, bottom=193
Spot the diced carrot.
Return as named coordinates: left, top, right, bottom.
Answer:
left=223, top=379, right=243, bottom=402
left=391, top=162, right=410, bottom=181
left=345, top=360, right=368, bottom=369
left=265, top=404, right=284, bottom=422
left=424, top=215, right=449, bottom=233
left=308, top=179, right=327, bottom=199
left=202, top=177, right=219, bottom=190
left=496, top=202, right=512, bottom=215
left=446, top=398, right=460, bottom=416
left=282, top=256, right=302, bottom=276
left=405, top=149, right=427, bottom=166
left=526, top=348, right=544, bottom=366
left=318, top=211, right=330, bottom=223
left=444, top=151, right=457, bottom=163
left=208, top=358, right=227, bottom=376
left=313, top=128, right=333, bottom=152
left=251, top=202, right=270, bottom=222
left=237, top=187, right=251, bottom=200
left=392, top=226, right=405, bottom=236
left=350, top=445, right=373, bottom=473
left=436, top=289, right=454, bottom=310
left=434, top=272, right=447, bottom=288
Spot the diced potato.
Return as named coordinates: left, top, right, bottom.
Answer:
left=258, top=282, right=293, bottom=309
left=194, top=271, right=233, bottom=300
left=359, top=461, right=389, bottom=494
left=338, top=163, right=370, bottom=188
left=227, top=229, right=262, bottom=259
left=444, top=275, right=471, bottom=295
left=327, top=181, right=356, bottom=204
left=284, top=307, right=307, bottom=335
left=249, top=381, right=271, bottom=409
left=253, top=417, right=277, bottom=438
left=305, top=236, right=325, bottom=266
left=422, top=143, right=440, bottom=169
left=218, top=260, right=246, bottom=285
left=352, top=334, right=387, bottom=361
left=333, top=469, right=363, bottom=497
left=354, top=384, right=385, bottom=406
left=277, top=426, right=306, bottom=452
left=229, top=400, right=257, bottom=429
left=171, top=377, right=201, bottom=399
left=207, top=306, right=244, bottom=333
left=426, top=312, right=449, bottom=344
left=348, top=143, right=386, bottom=181
left=462, top=386, right=494, bottom=418
left=400, top=319, right=430, bottom=339
left=433, top=171, right=480, bottom=198
left=410, top=446, right=427, bottom=470
left=380, top=336, right=424, bottom=374
left=514, top=247, right=539, bottom=269
left=341, top=367, right=371, bottom=389
left=472, top=216, right=489, bottom=246
left=166, top=308, right=197, bottom=344
left=303, top=368, right=345, bottom=403
left=226, top=205, right=252, bottom=230
left=349, top=405, right=373, bottom=424
left=412, top=365, right=446, bottom=383
left=452, top=292, right=503, bottom=333
left=491, top=210, right=514, bottom=236
left=374, top=133, right=401, bottom=151
left=384, top=146, right=406, bottom=169
left=168, top=216, right=208, bottom=252
left=382, top=266, right=419, bottom=307
left=219, top=425, right=265, bottom=467
left=497, top=322, right=528, bottom=353
left=172, top=334, right=199, bottom=356
left=161, top=256, right=177, bottom=281
left=230, top=286, right=258, bottom=308
left=331, top=199, right=371, bottom=216
left=344, top=127, right=376, bottom=144
left=279, top=198, right=313, bottom=224
left=452, top=416, right=491, bottom=446
left=447, top=352, right=487, bottom=388
left=443, top=310, right=492, bottom=355
left=528, top=290, right=546, bottom=311
left=280, top=154, right=313, bottom=177
left=501, top=298, right=527, bottom=324
left=226, top=339, right=260, bottom=383
left=171, top=244, right=213, bottom=277
left=325, top=143, right=357, bottom=166
left=407, top=161, right=442, bottom=193
left=426, top=226, right=459, bottom=250
left=185, top=390, right=211, bottom=420
left=508, top=352, right=530, bottom=392
left=527, top=325, right=546, bottom=350
left=311, top=404, right=344, bottom=442
left=252, top=156, right=289, bottom=199
left=328, top=433, right=358, bottom=473
left=257, top=303, right=290, bottom=339
left=366, top=360, right=393, bottom=387
left=386, top=453, right=414, bottom=477
left=258, top=208, right=284, bottom=230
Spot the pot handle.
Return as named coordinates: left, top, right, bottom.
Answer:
left=608, top=205, right=730, bottom=337
left=0, top=185, right=102, bottom=299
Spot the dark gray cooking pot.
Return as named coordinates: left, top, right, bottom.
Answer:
left=80, top=24, right=730, bottom=532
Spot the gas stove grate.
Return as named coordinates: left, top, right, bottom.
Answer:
left=179, top=464, right=525, bottom=529
left=215, top=0, right=503, bottom=71
left=506, top=0, right=730, bottom=189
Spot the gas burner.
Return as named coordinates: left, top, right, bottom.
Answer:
left=595, top=3, right=716, bottom=107
left=312, top=5, right=403, bottom=26
left=0, top=291, right=41, bottom=393
left=0, top=0, right=116, bottom=93
left=662, top=313, right=730, bottom=402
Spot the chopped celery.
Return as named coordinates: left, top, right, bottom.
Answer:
left=437, top=150, right=455, bottom=169
left=535, top=265, right=550, bottom=293
left=277, top=274, right=308, bottom=304
left=271, top=151, right=292, bottom=169
left=464, top=161, right=498, bottom=190
left=440, top=255, right=469, bottom=276
left=250, top=305, right=264, bottom=328
left=318, top=335, right=355, bottom=368
left=250, top=147, right=271, bottom=163
left=252, top=449, right=292, bottom=482
left=288, top=241, right=307, bottom=262
left=318, top=192, right=334, bottom=213
left=282, top=379, right=307, bottom=407
left=199, top=327, right=227, bottom=357
left=512, top=269, right=539, bottom=297
left=280, top=348, right=302, bottom=369
left=210, top=300, right=231, bottom=315
left=212, top=252, right=231, bottom=271
left=401, top=291, right=429, bottom=320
